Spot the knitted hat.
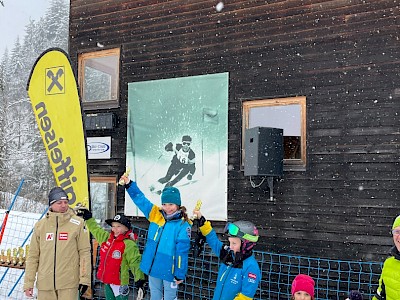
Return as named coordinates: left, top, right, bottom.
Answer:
left=392, top=215, right=400, bottom=229
left=105, top=213, right=131, bottom=229
left=161, top=187, right=181, bottom=206
left=348, top=290, right=363, bottom=300
left=48, top=187, right=69, bottom=206
left=291, top=274, right=315, bottom=298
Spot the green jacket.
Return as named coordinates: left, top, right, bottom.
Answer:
left=24, top=209, right=91, bottom=291
left=86, top=218, right=145, bottom=285
left=373, top=247, right=400, bottom=300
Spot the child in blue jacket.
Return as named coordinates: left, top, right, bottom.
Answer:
left=193, top=209, right=261, bottom=300
left=120, top=174, right=191, bottom=300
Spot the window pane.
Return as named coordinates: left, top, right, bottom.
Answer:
left=84, top=65, right=113, bottom=102
left=89, top=178, right=116, bottom=227
left=78, top=48, right=120, bottom=109
left=249, top=105, right=301, bottom=136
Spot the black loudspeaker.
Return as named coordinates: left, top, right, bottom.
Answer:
left=244, top=127, right=284, bottom=177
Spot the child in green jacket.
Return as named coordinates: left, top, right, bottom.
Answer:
left=79, top=209, right=146, bottom=300
left=373, top=215, right=400, bottom=300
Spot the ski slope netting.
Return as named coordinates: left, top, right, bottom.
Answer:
left=0, top=215, right=382, bottom=299
left=0, top=210, right=47, bottom=299
left=92, top=225, right=382, bottom=300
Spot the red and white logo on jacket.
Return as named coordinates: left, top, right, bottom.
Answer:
left=46, top=233, right=54, bottom=241
left=59, top=232, right=68, bottom=240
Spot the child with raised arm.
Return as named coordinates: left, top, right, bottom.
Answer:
left=192, top=209, right=261, bottom=300
left=120, top=174, right=191, bottom=300
left=77, top=209, right=146, bottom=300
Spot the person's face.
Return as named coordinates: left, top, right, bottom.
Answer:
left=393, top=226, right=400, bottom=251
left=293, top=291, right=312, bottom=300
left=111, top=222, right=128, bottom=237
left=182, top=141, right=191, bottom=151
left=162, top=203, right=179, bottom=215
left=228, top=236, right=242, bottom=253
left=50, top=199, right=69, bottom=213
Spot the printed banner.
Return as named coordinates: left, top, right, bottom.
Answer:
left=27, top=48, right=89, bottom=208
left=125, top=73, right=228, bottom=221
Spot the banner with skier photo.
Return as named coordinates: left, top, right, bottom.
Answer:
left=27, top=48, right=90, bottom=208
left=125, top=73, right=228, bottom=220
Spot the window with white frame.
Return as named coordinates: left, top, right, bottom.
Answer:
left=242, top=96, right=306, bottom=170
left=78, top=48, right=120, bottom=110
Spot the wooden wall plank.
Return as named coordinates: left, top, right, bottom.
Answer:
left=70, top=0, right=400, bottom=262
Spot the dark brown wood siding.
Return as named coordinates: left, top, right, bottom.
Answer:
left=69, top=0, right=400, bottom=262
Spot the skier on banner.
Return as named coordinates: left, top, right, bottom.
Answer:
left=151, top=135, right=196, bottom=194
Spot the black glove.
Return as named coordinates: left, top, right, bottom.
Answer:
left=135, top=279, right=147, bottom=299
left=135, top=279, right=146, bottom=289
left=119, top=285, right=129, bottom=296
left=198, top=216, right=206, bottom=227
left=165, top=142, right=173, bottom=151
left=78, top=284, right=88, bottom=296
left=191, top=232, right=206, bottom=257
left=77, top=208, right=92, bottom=220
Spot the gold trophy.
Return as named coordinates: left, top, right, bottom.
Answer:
left=119, top=167, right=131, bottom=185
left=12, top=248, right=18, bottom=265
left=18, top=247, right=24, bottom=266
left=0, top=249, right=4, bottom=263
left=6, top=248, right=11, bottom=264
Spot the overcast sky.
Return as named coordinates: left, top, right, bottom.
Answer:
left=0, top=0, right=51, bottom=55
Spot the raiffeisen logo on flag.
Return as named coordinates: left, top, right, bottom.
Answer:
left=27, top=48, right=89, bottom=208
left=46, top=66, right=65, bottom=95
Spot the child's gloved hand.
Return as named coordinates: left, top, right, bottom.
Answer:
left=76, top=208, right=92, bottom=221
left=135, top=279, right=147, bottom=300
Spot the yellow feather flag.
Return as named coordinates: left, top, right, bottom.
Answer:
left=27, top=48, right=89, bottom=208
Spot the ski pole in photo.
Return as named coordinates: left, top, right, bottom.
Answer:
left=0, top=178, right=25, bottom=245
left=140, top=153, right=164, bottom=179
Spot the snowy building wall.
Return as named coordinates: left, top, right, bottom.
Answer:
left=68, top=0, right=399, bottom=262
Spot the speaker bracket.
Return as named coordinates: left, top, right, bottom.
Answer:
left=267, top=176, right=274, bottom=201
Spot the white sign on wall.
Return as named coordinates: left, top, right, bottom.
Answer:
left=87, top=136, right=111, bottom=159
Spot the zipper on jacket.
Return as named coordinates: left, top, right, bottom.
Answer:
left=100, top=238, right=116, bottom=281
left=54, top=216, right=58, bottom=290
left=217, top=265, right=231, bottom=300
left=148, top=225, right=164, bottom=274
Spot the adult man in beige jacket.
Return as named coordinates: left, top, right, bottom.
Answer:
left=23, top=187, right=91, bottom=300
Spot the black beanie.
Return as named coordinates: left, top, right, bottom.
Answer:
left=48, top=187, right=69, bottom=206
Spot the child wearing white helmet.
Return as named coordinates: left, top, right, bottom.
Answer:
left=193, top=209, right=261, bottom=300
